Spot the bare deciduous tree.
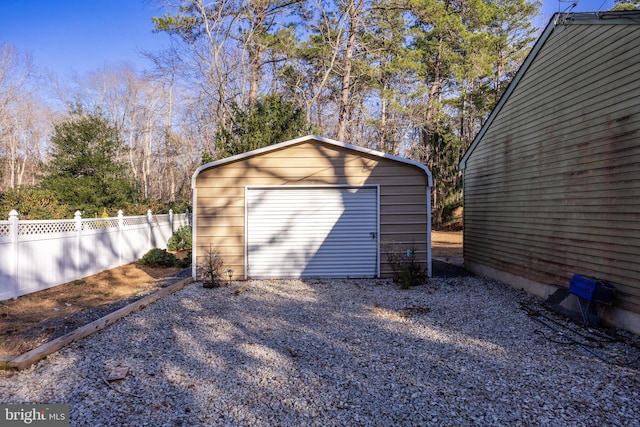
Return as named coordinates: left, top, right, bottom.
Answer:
left=0, top=42, right=50, bottom=191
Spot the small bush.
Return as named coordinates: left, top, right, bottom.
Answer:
left=385, top=243, right=427, bottom=289
left=200, top=246, right=225, bottom=288
left=175, top=250, right=192, bottom=269
left=167, top=200, right=191, bottom=214
left=139, top=248, right=178, bottom=267
left=0, top=188, right=68, bottom=220
left=167, top=225, right=192, bottom=251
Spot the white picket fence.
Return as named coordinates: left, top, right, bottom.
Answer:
left=0, top=209, right=190, bottom=301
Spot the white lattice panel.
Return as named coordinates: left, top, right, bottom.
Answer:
left=83, top=218, right=119, bottom=230
left=124, top=216, right=148, bottom=226
left=0, top=223, right=9, bottom=238
left=19, top=220, right=76, bottom=235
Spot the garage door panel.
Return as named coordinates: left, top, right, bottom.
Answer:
left=247, top=187, right=378, bottom=278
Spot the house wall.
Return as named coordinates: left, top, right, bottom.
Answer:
left=463, top=21, right=640, bottom=330
left=194, top=139, right=430, bottom=279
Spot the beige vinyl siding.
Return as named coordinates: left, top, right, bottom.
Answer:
left=463, top=22, right=640, bottom=314
left=195, top=139, right=429, bottom=279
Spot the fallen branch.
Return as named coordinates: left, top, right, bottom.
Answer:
left=102, top=376, right=143, bottom=398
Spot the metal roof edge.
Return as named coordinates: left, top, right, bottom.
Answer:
left=564, top=10, right=640, bottom=24
left=458, top=10, right=640, bottom=170
left=458, top=13, right=561, bottom=170
left=192, top=134, right=433, bottom=188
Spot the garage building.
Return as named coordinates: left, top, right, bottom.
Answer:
left=192, top=135, right=432, bottom=280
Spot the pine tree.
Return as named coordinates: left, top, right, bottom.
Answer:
left=612, top=0, right=640, bottom=10
left=214, top=95, right=310, bottom=159
left=40, top=113, right=139, bottom=216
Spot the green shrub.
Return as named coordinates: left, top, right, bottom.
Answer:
left=175, top=251, right=192, bottom=269
left=139, top=248, right=178, bottom=267
left=167, top=226, right=192, bottom=251
left=0, top=188, right=68, bottom=220
left=200, top=246, right=225, bottom=288
left=385, top=243, right=427, bottom=289
left=167, top=200, right=191, bottom=214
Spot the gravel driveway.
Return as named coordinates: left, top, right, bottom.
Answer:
left=1, top=274, right=639, bottom=426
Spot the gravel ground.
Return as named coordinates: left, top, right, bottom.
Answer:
left=1, top=275, right=639, bottom=426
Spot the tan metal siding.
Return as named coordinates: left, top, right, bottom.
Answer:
left=463, top=23, right=640, bottom=314
left=195, top=139, right=430, bottom=279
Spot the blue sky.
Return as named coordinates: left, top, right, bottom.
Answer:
left=538, top=0, right=616, bottom=22
left=0, top=0, right=171, bottom=77
left=0, top=0, right=617, bottom=78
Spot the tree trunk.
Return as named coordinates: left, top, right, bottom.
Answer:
left=337, top=0, right=363, bottom=141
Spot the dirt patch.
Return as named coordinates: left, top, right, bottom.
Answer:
left=0, top=260, right=189, bottom=357
left=431, top=230, right=469, bottom=278
left=432, top=230, right=462, bottom=257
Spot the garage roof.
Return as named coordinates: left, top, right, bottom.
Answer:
left=192, top=134, right=433, bottom=187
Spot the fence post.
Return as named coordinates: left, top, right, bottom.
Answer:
left=185, top=208, right=190, bottom=226
left=147, top=209, right=154, bottom=250
left=8, top=210, right=19, bottom=299
left=169, top=209, right=174, bottom=234
left=118, top=210, right=124, bottom=266
left=74, top=211, right=82, bottom=278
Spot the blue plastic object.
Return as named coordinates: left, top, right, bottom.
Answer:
left=569, top=274, right=616, bottom=326
left=569, top=274, right=615, bottom=305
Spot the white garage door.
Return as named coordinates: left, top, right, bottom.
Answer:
left=246, top=186, right=378, bottom=278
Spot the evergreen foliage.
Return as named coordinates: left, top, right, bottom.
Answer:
left=612, top=0, right=640, bottom=10
left=39, top=113, right=140, bottom=217
left=404, top=0, right=540, bottom=224
left=167, top=225, right=192, bottom=251
left=139, top=248, right=179, bottom=267
left=214, top=95, right=310, bottom=159
left=0, top=188, right=66, bottom=219
left=139, top=248, right=191, bottom=268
